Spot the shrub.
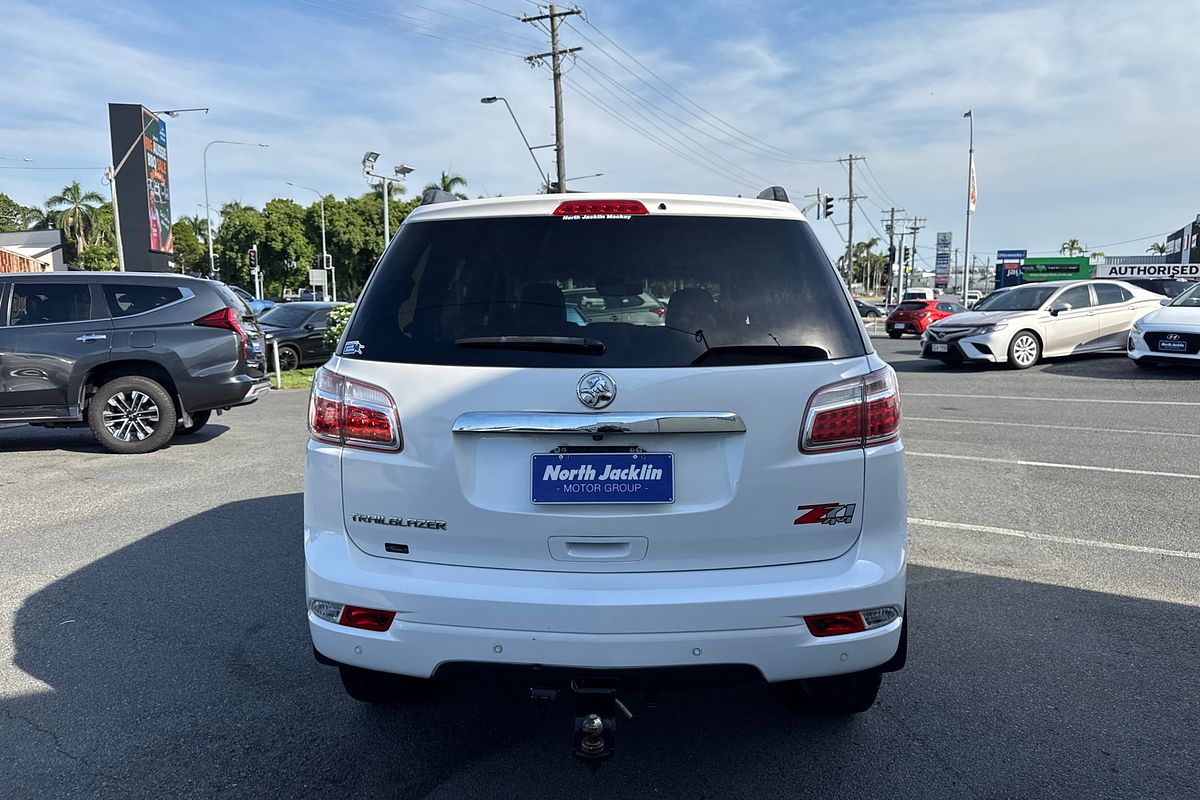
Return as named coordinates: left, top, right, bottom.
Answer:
left=324, top=303, right=354, bottom=348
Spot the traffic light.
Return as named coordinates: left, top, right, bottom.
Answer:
left=324, top=253, right=333, bottom=269
left=903, top=246, right=911, bottom=266
left=823, top=195, right=834, bottom=220
left=248, top=245, right=258, bottom=272
left=887, top=244, right=897, bottom=264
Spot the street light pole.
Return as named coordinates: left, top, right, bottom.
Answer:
left=203, top=140, right=269, bottom=278
left=481, top=96, right=550, bottom=189
left=287, top=182, right=332, bottom=301
left=106, top=107, right=207, bottom=271
left=362, top=153, right=412, bottom=252
left=963, top=110, right=975, bottom=299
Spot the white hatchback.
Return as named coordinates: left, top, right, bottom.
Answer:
left=304, top=191, right=907, bottom=727
left=1128, top=281, right=1200, bottom=366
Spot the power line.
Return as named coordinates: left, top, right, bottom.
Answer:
left=860, top=158, right=903, bottom=209
left=391, top=0, right=543, bottom=46
left=457, top=0, right=521, bottom=18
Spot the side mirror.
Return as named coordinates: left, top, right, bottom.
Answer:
left=303, top=323, right=315, bottom=331
left=1161, top=297, right=1173, bottom=306
left=1049, top=302, right=1071, bottom=316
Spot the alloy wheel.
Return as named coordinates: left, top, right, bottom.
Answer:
left=1012, top=334, right=1039, bottom=367
left=102, top=390, right=161, bottom=442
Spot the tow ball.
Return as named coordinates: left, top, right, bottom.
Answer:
left=568, top=680, right=632, bottom=762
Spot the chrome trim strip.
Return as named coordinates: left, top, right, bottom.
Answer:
left=452, top=411, right=746, bottom=435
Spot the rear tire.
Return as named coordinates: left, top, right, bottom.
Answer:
left=775, top=670, right=882, bottom=714
left=175, top=410, right=212, bottom=436
left=1007, top=330, right=1041, bottom=369
left=87, top=376, right=176, bottom=454
left=887, top=331, right=903, bottom=339
left=276, top=344, right=301, bottom=372
left=338, top=665, right=433, bottom=704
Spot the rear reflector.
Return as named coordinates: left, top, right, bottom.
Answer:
left=194, top=307, right=248, bottom=360
left=801, top=366, right=901, bottom=453
left=805, top=606, right=901, bottom=637
left=338, top=605, right=396, bottom=632
left=553, top=200, right=649, bottom=216
left=309, top=367, right=402, bottom=451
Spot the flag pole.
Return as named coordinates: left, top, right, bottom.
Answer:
left=963, top=110, right=975, bottom=298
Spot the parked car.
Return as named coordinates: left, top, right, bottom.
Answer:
left=1122, top=278, right=1195, bottom=298
left=563, top=287, right=667, bottom=325
left=258, top=301, right=342, bottom=371
left=0, top=272, right=269, bottom=453
left=227, top=285, right=276, bottom=316
left=964, top=290, right=982, bottom=308
left=885, top=299, right=965, bottom=338
left=855, top=299, right=884, bottom=319
left=901, top=287, right=935, bottom=301
left=305, top=192, right=907, bottom=727
left=1128, top=281, right=1200, bottom=367
left=921, top=279, right=1161, bottom=369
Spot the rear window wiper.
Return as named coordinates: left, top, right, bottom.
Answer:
left=690, top=345, right=828, bottom=366
left=455, top=336, right=606, bottom=355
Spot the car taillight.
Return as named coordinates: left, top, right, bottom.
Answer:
left=308, top=367, right=401, bottom=451
left=805, top=606, right=901, bottom=637
left=800, top=366, right=900, bottom=453
left=553, top=200, right=649, bottom=215
left=194, top=307, right=248, bottom=360
left=652, top=306, right=667, bottom=317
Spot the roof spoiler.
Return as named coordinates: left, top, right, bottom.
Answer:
left=420, top=188, right=460, bottom=206
left=756, top=186, right=790, bottom=203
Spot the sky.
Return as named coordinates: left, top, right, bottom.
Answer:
left=2, top=0, right=1198, bottom=268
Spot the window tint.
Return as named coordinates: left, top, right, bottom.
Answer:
left=1093, top=283, right=1131, bottom=305
left=343, top=215, right=865, bottom=367
left=259, top=305, right=313, bottom=328
left=1056, top=285, right=1093, bottom=310
left=104, top=283, right=184, bottom=317
left=9, top=282, right=93, bottom=325
left=896, top=301, right=927, bottom=311
left=945, top=303, right=967, bottom=313
left=309, top=310, right=330, bottom=328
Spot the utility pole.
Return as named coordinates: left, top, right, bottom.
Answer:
left=838, top=154, right=866, bottom=286
left=906, top=217, right=926, bottom=298
left=523, top=4, right=582, bottom=193
left=883, top=207, right=903, bottom=303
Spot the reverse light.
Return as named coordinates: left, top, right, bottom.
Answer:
left=805, top=605, right=901, bottom=637
left=309, top=367, right=402, bottom=450
left=194, top=307, right=248, bottom=360
left=801, top=366, right=901, bottom=453
left=553, top=200, right=649, bottom=216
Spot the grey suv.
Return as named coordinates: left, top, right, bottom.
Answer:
left=0, top=272, right=270, bottom=453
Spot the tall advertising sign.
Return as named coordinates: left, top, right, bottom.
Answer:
left=995, top=249, right=1027, bottom=288
left=142, top=109, right=173, bottom=254
left=108, top=103, right=173, bottom=272
left=935, top=232, right=952, bottom=288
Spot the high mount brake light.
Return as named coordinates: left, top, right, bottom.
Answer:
left=800, top=366, right=901, bottom=453
left=309, top=367, right=402, bottom=451
left=553, top=200, right=649, bottom=216
left=194, top=307, right=248, bottom=360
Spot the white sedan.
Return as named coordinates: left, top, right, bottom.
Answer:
left=921, top=280, right=1162, bottom=369
left=1128, top=281, right=1200, bottom=367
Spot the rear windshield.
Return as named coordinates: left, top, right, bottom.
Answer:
left=259, top=305, right=312, bottom=328
left=895, top=301, right=927, bottom=311
left=342, top=214, right=865, bottom=367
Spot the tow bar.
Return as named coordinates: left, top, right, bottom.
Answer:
left=551, top=679, right=634, bottom=762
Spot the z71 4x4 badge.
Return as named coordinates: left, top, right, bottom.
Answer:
left=794, top=503, right=856, bottom=526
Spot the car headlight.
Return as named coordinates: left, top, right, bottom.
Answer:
left=1131, top=319, right=1144, bottom=333
left=972, top=321, right=1008, bottom=334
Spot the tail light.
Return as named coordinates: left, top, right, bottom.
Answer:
left=309, top=367, right=401, bottom=451
left=194, top=307, right=248, bottom=360
left=805, top=605, right=901, bottom=637
left=652, top=306, right=667, bottom=317
left=800, top=366, right=901, bottom=453
left=309, top=600, right=396, bottom=632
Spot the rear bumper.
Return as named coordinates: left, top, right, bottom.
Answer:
left=305, top=523, right=906, bottom=684
left=186, top=373, right=271, bottom=412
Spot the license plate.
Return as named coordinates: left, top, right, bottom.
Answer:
left=531, top=453, right=674, bottom=504
left=889, top=323, right=904, bottom=330
left=931, top=343, right=949, bottom=353
left=1158, top=340, right=1188, bottom=352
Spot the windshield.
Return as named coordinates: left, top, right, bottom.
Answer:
left=1170, top=282, right=1200, bottom=307
left=980, top=284, right=1060, bottom=312
left=971, top=290, right=1010, bottom=310
left=342, top=214, right=865, bottom=367
left=259, top=305, right=312, bottom=328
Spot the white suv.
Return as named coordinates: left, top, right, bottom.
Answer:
left=305, top=192, right=906, bottom=724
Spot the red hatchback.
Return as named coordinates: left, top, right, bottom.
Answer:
left=885, top=299, right=966, bottom=338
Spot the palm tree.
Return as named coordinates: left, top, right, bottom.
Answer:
left=1059, top=238, right=1084, bottom=256
left=369, top=182, right=406, bottom=203
left=423, top=170, right=468, bottom=200
left=23, top=203, right=59, bottom=231
left=47, top=180, right=104, bottom=253
left=1146, top=242, right=1167, bottom=255
left=181, top=213, right=209, bottom=245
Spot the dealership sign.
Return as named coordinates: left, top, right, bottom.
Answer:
left=1094, top=263, right=1200, bottom=279
left=934, top=231, right=952, bottom=287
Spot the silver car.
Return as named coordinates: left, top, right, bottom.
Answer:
left=920, top=280, right=1162, bottom=369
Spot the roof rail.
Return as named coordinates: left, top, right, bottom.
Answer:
left=420, top=188, right=460, bottom=205
left=756, top=186, right=790, bottom=203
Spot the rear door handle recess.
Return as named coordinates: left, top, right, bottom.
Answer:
left=76, top=334, right=107, bottom=342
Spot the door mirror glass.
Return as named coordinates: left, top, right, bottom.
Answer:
left=1161, top=297, right=1173, bottom=306
left=1049, top=302, right=1071, bottom=316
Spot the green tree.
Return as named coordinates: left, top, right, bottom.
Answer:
left=180, top=213, right=209, bottom=246
left=47, top=180, right=104, bottom=255
left=1146, top=242, right=1167, bottom=255
left=213, top=206, right=265, bottom=287
left=89, top=201, right=115, bottom=247
left=0, top=192, right=28, bottom=232
left=261, top=198, right=316, bottom=293
left=423, top=170, right=468, bottom=200
left=78, top=243, right=118, bottom=271
left=1059, top=238, right=1084, bottom=256
left=23, top=202, right=58, bottom=231
left=171, top=220, right=206, bottom=275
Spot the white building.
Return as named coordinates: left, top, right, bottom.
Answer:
left=0, top=230, right=67, bottom=272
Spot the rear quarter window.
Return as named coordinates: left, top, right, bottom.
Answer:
left=342, top=214, right=866, bottom=367
left=104, top=284, right=184, bottom=317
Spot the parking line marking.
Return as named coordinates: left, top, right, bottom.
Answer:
left=905, top=392, right=1200, bottom=407
left=905, top=417, right=1200, bottom=440
left=909, top=518, right=1200, bottom=561
left=907, top=451, right=1200, bottom=480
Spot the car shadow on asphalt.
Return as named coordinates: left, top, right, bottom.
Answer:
left=5, top=494, right=1199, bottom=799
left=1041, top=353, right=1200, bottom=380
left=0, top=425, right=231, bottom=454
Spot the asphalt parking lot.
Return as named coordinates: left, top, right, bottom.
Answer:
left=2, top=338, right=1198, bottom=799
